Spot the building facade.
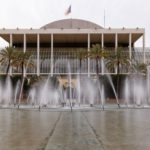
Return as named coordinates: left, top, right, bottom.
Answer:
left=0, top=19, right=146, bottom=76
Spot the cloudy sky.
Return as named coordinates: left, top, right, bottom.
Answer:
left=0, top=0, right=149, bottom=47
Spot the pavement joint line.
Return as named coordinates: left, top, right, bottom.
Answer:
left=40, top=112, right=62, bottom=150
left=82, top=112, right=106, bottom=150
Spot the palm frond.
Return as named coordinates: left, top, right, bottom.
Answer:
left=106, top=47, right=131, bottom=72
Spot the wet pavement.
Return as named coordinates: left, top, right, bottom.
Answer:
left=0, top=109, right=150, bottom=150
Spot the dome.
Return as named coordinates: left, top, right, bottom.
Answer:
left=41, top=19, right=103, bottom=29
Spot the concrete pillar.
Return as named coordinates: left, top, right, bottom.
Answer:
left=115, top=33, right=118, bottom=74
left=23, top=34, right=26, bottom=77
left=37, top=34, right=40, bottom=76
left=51, top=34, right=54, bottom=77
left=143, top=33, right=146, bottom=63
left=129, top=33, right=132, bottom=60
left=9, top=34, right=13, bottom=47
left=101, top=33, right=104, bottom=48
left=88, top=33, right=90, bottom=77
left=101, top=34, right=104, bottom=75
left=115, top=33, right=118, bottom=50
left=9, top=34, right=13, bottom=75
left=23, top=34, right=26, bottom=53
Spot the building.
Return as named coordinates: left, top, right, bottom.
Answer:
left=0, top=19, right=146, bottom=76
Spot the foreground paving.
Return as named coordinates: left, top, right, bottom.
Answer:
left=45, top=112, right=103, bottom=150
left=0, top=109, right=150, bottom=150
left=84, top=110, right=150, bottom=150
left=0, top=110, right=60, bottom=150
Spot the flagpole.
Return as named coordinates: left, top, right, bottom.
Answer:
left=104, top=9, right=106, bottom=28
left=71, top=0, right=72, bottom=19
left=71, top=0, right=72, bottom=28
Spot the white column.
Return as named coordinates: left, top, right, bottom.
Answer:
left=115, top=33, right=118, bottom=74
left=143, top=33, right=146, bottom=63
left=9, top=34, right=13, bottom=75
left=23, top=34, right=26, bottom=53
left=115, top=33, right=118, bottom=50
left=51, top=34, right=54, bottom=77
left=129, top=33, right=132, bottom=60
left=23, top=34, right=26, bottom=77
left=10, top=34, right=13, bottom=47
left=101, top=34, right=104, bottom=75
left=37, top=34, right=40, bottom=76
left=101, top=33, right=104, bottom=48
left=88, top=33, right=90, bottom=77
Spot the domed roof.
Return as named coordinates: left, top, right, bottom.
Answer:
left=41, top=19, right=103, bottom=29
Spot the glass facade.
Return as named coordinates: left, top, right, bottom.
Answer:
left=0, top=47, right=149, bottom=74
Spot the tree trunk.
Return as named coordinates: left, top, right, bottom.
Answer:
left=79, top=59, right=81, bottom=74
left=21, top=62, right=24, bottom=100
left=6, top=61, right=10, bottom=75
left=96, top=57, right=99, bottom=76
left=21, top=62, right=24, bottom=84
left=116, top=61, right=120, bottom=99
left=79, top=59, right=82, bottom=106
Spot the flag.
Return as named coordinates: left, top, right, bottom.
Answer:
left=65, top=5, right=71, bottom=16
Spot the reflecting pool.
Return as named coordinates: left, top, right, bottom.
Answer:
left=0, top=109, right=150, bottom=150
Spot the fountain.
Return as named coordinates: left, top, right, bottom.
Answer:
left=100, top=84, right=105, bottom=110
left=0, top=76, right=13, bottom=107
left=0, top=60, right=150, bottom=110
left=105, top=70, right=120, bottom=108
left=14, top=80, right=21, bottom=106
left=124, top=78, right=130, bottom=107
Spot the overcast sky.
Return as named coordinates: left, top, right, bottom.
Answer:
left=0, top=0, right=150, bottom=47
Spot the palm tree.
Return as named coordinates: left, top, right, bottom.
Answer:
left=88, top=44, right=107, bottom=108
left=0, top=47, right=16, bottom=75
left=132, top=61, right=148, bottom=75
left=106, top=47, right=130, bottom=98
left=14, top=51, right=34, bottom=82
left=14, top=51, right=34, bottom=107
left=76, top=49, right=87, bottom=74
left=76, top=49, right=87, bottom=106
left=89, top=44, right=106, bottom=76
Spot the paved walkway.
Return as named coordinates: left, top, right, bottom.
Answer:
left=0, top=109, right=150, bottom=150
left=45, top=112, right=103, bottom=150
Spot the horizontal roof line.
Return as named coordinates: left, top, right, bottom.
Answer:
left=0, top=28, right=145, bottom=34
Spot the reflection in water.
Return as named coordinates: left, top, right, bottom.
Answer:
left=0, top=110, right=150, bottom=150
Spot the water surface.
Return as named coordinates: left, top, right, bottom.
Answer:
left=0, top=109, right=150, bottom=150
